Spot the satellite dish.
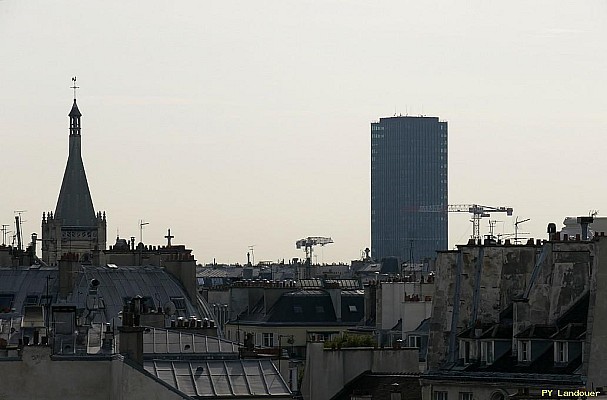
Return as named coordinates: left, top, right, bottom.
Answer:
left=164, top=301, right=177, bottom=316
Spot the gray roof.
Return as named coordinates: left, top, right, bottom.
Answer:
left=144, top=359, right=292, bottom=398
left=71, top=265, right=207, bottom=323
left=0, top=267, right=58, bottom=314
left=0, top=265, right=209, bottom=324
left=55, top=99, right=97, bottom=227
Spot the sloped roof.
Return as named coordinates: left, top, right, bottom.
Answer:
left=235, top=289, right=364, bottom=326
left=514, top=325, right=558, bottom=339
left=68, top=99, right=82, bottom=117
left=71, top=265, right=208, bottom=323
left=144, top=359, right=292, bottom=398
left=0, top=265, right=208, bottom=324
left=142, top=327, right=239, bottom=357
left=556, top=292, right=589, bottom=325
left=551, top=323, right=586, bottom=341
left=0, top=267, right=59, bottom=315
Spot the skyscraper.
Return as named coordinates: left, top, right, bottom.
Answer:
left=371, top=116, right=447, bottom=263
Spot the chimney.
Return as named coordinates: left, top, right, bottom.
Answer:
left=101, top=323, right=114, bottom=353
left=59, top=253, right=79, bottom=298
left=547, top=223, right=557, bottom=240
left=118, top=297, right=145, bottom=365
left=31, top=233, right=37, bottom=255
left=577, top=216, right=594, bottom=241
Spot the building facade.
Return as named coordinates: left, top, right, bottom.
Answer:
left=371, top=116, right=448, bottom=263
left=422, top=228, right=607, bottom=400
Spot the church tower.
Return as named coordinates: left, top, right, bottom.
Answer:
left=41, top=78, right=107, bottom=265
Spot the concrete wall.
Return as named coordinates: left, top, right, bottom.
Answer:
left=0, top=347, right=187, bottom=400
left=587, top=237, right=607, bottom=387
left=301, top=342, right=419, bottom=400
left=377, top=281, right=435, bottom=331
left=380, top=282, right=405, bottom=329
left=110, top=358, right=187, bottom=400
left=402, top=301, right=433, bottom=332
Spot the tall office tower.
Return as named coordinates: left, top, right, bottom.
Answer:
left=371, top=116, right=448, bottom=263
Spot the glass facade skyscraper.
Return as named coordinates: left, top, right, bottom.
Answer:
left=371, top=116, right=448, bottom=263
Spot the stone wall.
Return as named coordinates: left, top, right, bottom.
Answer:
left=301, top=343, right=419, bottom=400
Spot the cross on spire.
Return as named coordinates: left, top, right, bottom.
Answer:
left=165, top=229, right=174, bottom=247
left=71, top=76, right=79, bottom=100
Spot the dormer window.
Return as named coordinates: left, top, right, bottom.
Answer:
left=0, top=294, right=14, bottom=313
left=409, top=335, right=422, bottom=348
left=555, top=341, right=568, bottom=363
left=459, top=339, right=472, bottom=364
left=518, top=340, right=531, bottom=362
left=481, top=341, right=494, bottom=365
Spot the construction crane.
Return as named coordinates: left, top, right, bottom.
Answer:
left=295, top=237, right=333, bottom=265
left=296, top=236, right=333, bottom=279
left=419, top=204, right=513, bottom=240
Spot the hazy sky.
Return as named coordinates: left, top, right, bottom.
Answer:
left=1, top=1, right=606, bottom=265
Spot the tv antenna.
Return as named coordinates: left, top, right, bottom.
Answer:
left=1, top=225, right=10, bottom=246
left=248, top=245, right=256, bottom=266
left=139, top=220, right=149, bottom=244
left=514, top=217, right=530, bottom=244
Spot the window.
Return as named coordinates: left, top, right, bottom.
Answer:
left=263, top=332, right=274, bottom=347
left=481, top=341, right=494, bottom=364
left=315, top=305, right=325, bottom=314
left=25, top=295, right=39, bottom=306
left=434, top=391, right=448, bottom=400
left=555, top=341, right=568, bottom=363
left=348, top=305, right=358, bottom=312
left=293, top=305, right=303, bottom=314
left=459, top=340, right=471, bottom=364
left=408, top=335, right=421, bottom=348
left=519, top=340, right=530, bottom=362
left=170, top=297, right=187, bottom=311
left=459, top=392, right=473, bottom=400
left=0, top=294, right=14, bottom=313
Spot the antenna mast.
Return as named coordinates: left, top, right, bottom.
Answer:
left=139, top=220, right=149, bottom=243
left=514, top=217, right=530, bottom=244
left=1, top=225, right=9, bottom=246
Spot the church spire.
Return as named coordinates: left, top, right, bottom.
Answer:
left=54, top=77, right=96, bottom=227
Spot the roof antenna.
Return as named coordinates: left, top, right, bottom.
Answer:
left=71, top=76, right=79, bottom=100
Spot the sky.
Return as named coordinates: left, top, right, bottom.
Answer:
left=1, top=1, right=606, bottom=265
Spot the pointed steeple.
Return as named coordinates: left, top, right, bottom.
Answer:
left=54, top=78, right=96, bottom=227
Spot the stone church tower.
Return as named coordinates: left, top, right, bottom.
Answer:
left=41, top=87, right=106, bottom=265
